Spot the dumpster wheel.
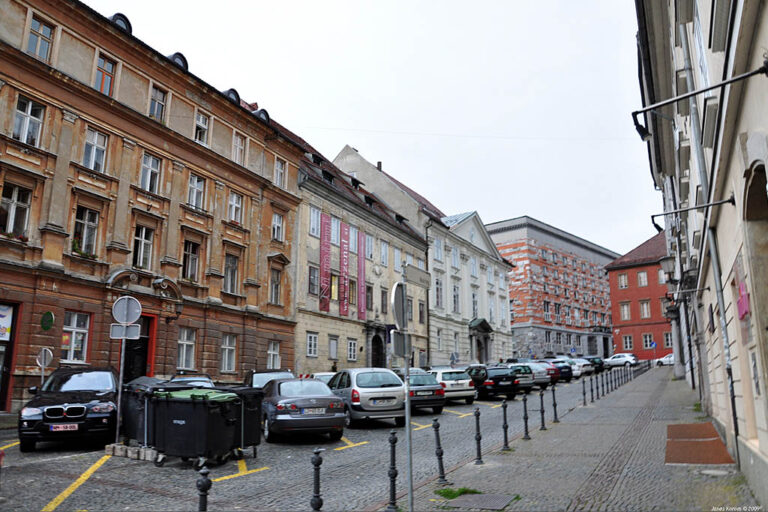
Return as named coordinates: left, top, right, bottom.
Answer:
left=194, top=457, right=207, bottom=470
left=154, top=453, right=166, bottom=467
left=233, top=448, right=244, bottom=460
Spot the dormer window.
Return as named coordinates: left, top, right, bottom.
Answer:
left=365, top=196, right=375, bottom=208
left=322, top=170, right=334, bottom=185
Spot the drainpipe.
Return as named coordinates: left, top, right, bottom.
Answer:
left=424, top=219, right=432, bottom=366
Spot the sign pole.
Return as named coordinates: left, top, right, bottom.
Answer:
left=115, top=337, right=125, bottom=445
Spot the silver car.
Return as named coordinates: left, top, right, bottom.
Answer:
left=518, top=362, right=551, bottom=390
left=327, top=368, right=405, bottom=427
left=428, top=368, right=475, bottom=404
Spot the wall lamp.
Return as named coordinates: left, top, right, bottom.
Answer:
left=166, top=301, right=184, bottom=323
left=632, top=59, right=768, bottom=141
left=650, top=194, right=735, bottom=233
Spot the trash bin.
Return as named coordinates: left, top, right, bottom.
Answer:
left=152, top=388, right=241, bottom=468
left=122, top=377, right=191, bottom=447
left=215, top=386, right=263, bottom=459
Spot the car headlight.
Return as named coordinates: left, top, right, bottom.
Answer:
left=20, top=407, right=42, bottom=418
left=90, top=403, right=115, bottom=413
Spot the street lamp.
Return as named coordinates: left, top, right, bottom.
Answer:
left=166, top=301, right=184, bottom=323
left=650, top=195, right=735, bottom=234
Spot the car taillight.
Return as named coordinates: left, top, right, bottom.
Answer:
left=409, top=390, right=414, bottom=397
left=514, top=379, right=520, bottom=385
left=440, top=382, right=446, bottom=388
left=351, top=389, right=360, bottom=404
left=435, top=388, right=444, bottom=396
left=330, top=401, right=342, bottom=409
left=276, top=403, right=297, bottom=411
left=467, top=380, right=474, bottom=387
left=483, top=380, right=494, bottom=386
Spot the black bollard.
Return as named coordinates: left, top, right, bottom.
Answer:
left=310, top=448, right=324, bottom=511
left=522, top=393, right=531, bottom=440
left=590, top=375, right=594, bottom=402
left=601, top=372, right=606, bottom=396
left=474, top=407, right=483, bottom=465
left=596, top=374, right=600, bottom=400
left=197, top=466, right=212, bottom=512
left=539, top=389, right=547, bottom=430
left=552, top=386, right=560, bottom=423
left=501, top=400, right=511, bottom=451
left=385, top=430, right=398, bottom=512
left=582, top=378, right=587, bottom=406
left=432, top=419, right=449, bottom=484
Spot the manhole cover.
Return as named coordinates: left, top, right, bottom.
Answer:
left=701, top=469, right=730, bottom=476
left=449, top=494, right=515, bottom=510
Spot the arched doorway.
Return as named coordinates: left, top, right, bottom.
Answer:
left=371, top=335, right=385, bottom=367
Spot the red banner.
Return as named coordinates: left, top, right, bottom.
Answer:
left=319, top=213, right=331, bottom=312
left=340, top=223, right=350, bottom=316
left=358, top=230, right=366, bottom=320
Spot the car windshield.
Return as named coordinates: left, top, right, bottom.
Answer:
left=278, top=380, right=333, bottom=397
left=409, top=374, right=438, bottom=386
left=356, top=372, right=402, bottom=388
left=252, top=372, right=294, bottom=387
left=313, top=374, right=333, bottom=384
left=441, top=371, right=470, bottom=381
left=509, top=365, right=531, bottom=374
left=43, top=371, right=115, bottom=392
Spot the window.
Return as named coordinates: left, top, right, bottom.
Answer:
left=330, top=216, right=340, bottom=245
left=381, top=287, right=388, bottom=314
left=307, top=332, right=318, bottom=357
left=328, top=336, right=339, bottom=360
left=95, top=54, right=116, bottom=96
left=331, top=275, right=339, bottom=301
left=365, top=234, right=374, bottom=260
left=62, top=311, right=89, bottom=362
left=308, top=266, right=319, bottom=295
left=366, top=285, right=373, bottom=310
left=658, top=268, right=666, bottom=284
left=623, top=335, right=633, bottom=350
left=271, top=213, right=284, bottom=241
left=470, top=257, right=478, bottom=277
left=554, top=303, right=561, bottom=323
left=418, top=301, right=425, bottom=324
left=406, top=253, right=413, bottom=266
left=274, top=158, right=286, bottom=188
left=394, top=247, right=402, bottom=272
left=489, top=299, right=495, bottom=323
left=638, top=271, right=648, bottom=287
left=303, top=207, right=319, bottom=238
left=499, top=273, right=505, bottom=289
left=643, top=334, right=654, bottom=349
left=451, top=246, right=459, bottom=268
left=84, top=128, right=108, bottom=172
left=195, top=112, right=209, bottom=145
left=435, top=277, right=443, bottom=308
left=436, top=328, right=442, bottom=351
left=545, top=331, right=551, bottom=348
left=407, top=298, right=413, bottom=321
left=233, top=133, right=246, bottom=165
left=187, top=174, right=205, bottom=210
left=544, top=301, right=551, bottom=321
left=13, top=96, right=44, bottom=147
left=136, top=153, right=161, bottom=194
left=640, top=300, right=651, bottom=319
left=27, top=17, right=54, bottom=62
left=226, top=192, right=243, bottom=224
left=620, top=302, right=631, bottom=321
left=133, top=225, right=153, bottom=269
left=178, top=327, right=195, bottom=370
left=149, top=86, right=167, bottom=122
left=487, top=268, right=493, bottom=284
left=472, top=292, right=478, bottom=318
left=349, top=226, right=358, bottom=253
left=270, top=269, right=281, bottom=304
left=347, top=338, right=357, bottom=361
left=417, top=258, right=425, bottom=270
left=349, top=279, right=356, bottom=305
left=452, top=284, right=460, bottom=313
left=1, top=183, right=31, bottom=237
left=182, top=240, right=199, bottom=281
left=221, top=334, right=236, bottom=372
left=454, top=332, right=460, bottom=354
left=267, top=341, right=280, bottom=369
left=380, top=240, right=389, bottom=266
left=664, top=332, right=673, bottom=348
left=224, top=254, right=239, bottom=294
left=73, top=206, right=98, bottom=256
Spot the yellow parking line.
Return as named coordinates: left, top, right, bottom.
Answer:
left=213, top=459, right=269, bottom=482
left=334, top=436, right=369, bottom=451
left=443, top=409, right=473, bottom=418
left=411, top=421, right=431, bottom=431
left=41, top=454, right=111, bottom=512
left=0, top=440, right=19, bottom=450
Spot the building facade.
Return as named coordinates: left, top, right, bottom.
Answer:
left=0, top=0, right=304, bottom=411
left=635, top=0, right=768, bottom=503
left=486, top=216, right=619, bottom=359
left=333, top=146, right=514, bottom=365
left=606, top=233, right=673, bottom=362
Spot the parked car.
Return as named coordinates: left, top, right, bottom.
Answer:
left=604, top=353, right=638, bottom=368
left=261, top=378, right=345, bottom=442
left=310, top=372, right=336, bottom=384
left=392, top=367, right=428, bottom=380
left=506, top=364, right=535, bottom=394
left=656, top=353, right=675, bottom=366
left=474, top=366, right=523, bottom=399
left=245, top=369, right=295, bottom=388
left=327, top=368, right=405, bottom=427
left=548, top=357, right=589, bottom=378
left=18, top=366, right=118, bottom=452
left=405, top=373, right=445, bottom=414
left=572, top=358, right=595, bottom=376
left=169, top=373, right=215, bottom=388
left=427, top=368, right=475, bottom=404
left=465, top=364, right=489, bottom=390
left=518, top=362, right=551, bottom=390
left=581, top=356, right=605, bottom=373
left=545, top=359, right=573, bottom=382
left=534, top=361, right=561, bottom=384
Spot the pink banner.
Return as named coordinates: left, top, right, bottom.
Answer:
left=319, top=213, right=331, bottom=312
left=340, top=223, right=350, bottom=316
left=357, top=230, right=366, bottom=320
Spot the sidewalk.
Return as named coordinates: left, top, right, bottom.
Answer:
left=406, top=368, right=760, bottom=512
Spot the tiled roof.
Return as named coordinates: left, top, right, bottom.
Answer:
left=376, top=169, right=446, bottom=224
left=605, top=232, right=667, bottom=270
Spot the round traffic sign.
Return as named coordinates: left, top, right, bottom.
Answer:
left=112, top=296, right=142, bottom=324
left=36, top=347, right=53, bottom=368
left=40, top=311, right=55, bottom=331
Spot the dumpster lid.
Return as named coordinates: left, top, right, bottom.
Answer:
left=155, top=388, right=239, bottom=401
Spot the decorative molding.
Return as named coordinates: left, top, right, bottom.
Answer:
left=122, top=137, right=137, bottom=150
left=106, top=241, right=131, bottom=254
left=39, top=223, right=68, bottom=237
left=172, top=160, right=185, bottom=172
left=62, top=110, right=79, bottom=124
left=215, top=180, right=225, bottom=190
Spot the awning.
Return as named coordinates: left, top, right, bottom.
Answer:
left=468, top=318, right=493, bottom=333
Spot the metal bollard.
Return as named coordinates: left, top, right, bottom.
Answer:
left=432, top=419, right=449, bottom=484
left=552, top=386, right=560, bottom=423
left=590, top=375, right=594, bottom=402
left=539, top=389, right=547, bottom=430
left=385, top=430, right=398, bottom=512
left=601, top=372, right=606, bottom=396
left=501, top=400, right=511, bottom=451
left=197, top=466, right=212, bottom=512
left=522, top=393, right=531, bottom=440
left=582, top=378, right=587, bottom=406
left=474, top=407, right=483, bottom=465
left=596, top=374, right=600, bottom=399
left=310, top=448, right=325, bottom=511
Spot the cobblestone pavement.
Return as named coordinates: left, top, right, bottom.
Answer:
left=406, top=367, right=760, bottom=512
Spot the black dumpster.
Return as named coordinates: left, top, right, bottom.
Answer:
left=215, top=386, right=263, bottom=459
left=152, top=388, right=241, bottom=468
left=122, top=377, right=192, bottom=447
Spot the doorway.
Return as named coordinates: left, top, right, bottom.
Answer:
left=0, top=303, right=17, bottom=411
left=371, top=335, right=385, bottom=367
left=123, top=316, right=155, bottom=383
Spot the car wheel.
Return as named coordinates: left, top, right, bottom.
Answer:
left=465, top=396, right=475, bottom=405
left=344, top=407, right=355, bottom=428
left=433, top=406, right=443, bottom=414
left=625, top=361, right=631, bottom=367
left=394, top=416, right=406, bottom=427
left=328, top=429, right=343, bottom=441
left=19, top=439, right=35, bottom=452
left=263, top=416, right=277, bottom=443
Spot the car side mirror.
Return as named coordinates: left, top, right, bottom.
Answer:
left=28, top=386, right=38, bottom=395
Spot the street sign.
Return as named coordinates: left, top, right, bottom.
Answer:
left=110, top=323, right=141, bottom=340
left=391, top=282, right=407, bottom=331
left=570, top=348, right=576, bottom=354
left=35, top=348, right=53, bottom=369
left=404, top=264, right=430, bottom=288
left=112, top=296, right=142, bottom=325
left=40, top=311, right=54, bottom=331
left=651, top=341, right=657, bottom=348
left=390, top=329, right=409, bottom=358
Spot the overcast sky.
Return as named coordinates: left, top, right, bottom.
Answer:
left=84, top=1, right=660, bottom=255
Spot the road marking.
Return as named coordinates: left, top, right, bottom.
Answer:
left=41, top=454, right=111, bottom=512
left=443, top=409, right=473, bottom=418
left=0, top=440, right=19, bottom=450
left=213, top=459, right=269, bottom=482
left=334, top=436, right=369, bottom=451
left=410, top=421, right=431, bottom=431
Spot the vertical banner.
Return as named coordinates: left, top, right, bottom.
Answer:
left=357, top=230, right=366, bottom=320
left=319, top=213, right=331, bottom=312
left=340, top=223, right=350, bottom=316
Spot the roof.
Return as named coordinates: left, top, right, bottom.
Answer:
left=377, top=168, right=446, bottom=224
left=605, top=232, right=667, bottom=270
left=442, top=212, right=474, bottom=227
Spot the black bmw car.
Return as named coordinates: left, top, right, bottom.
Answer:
left=18, top=366, right=118, bottom=452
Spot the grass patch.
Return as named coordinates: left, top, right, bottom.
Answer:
left=693, top=402, right=702, bottom=412
left=435, top=487, right=482, bottom=500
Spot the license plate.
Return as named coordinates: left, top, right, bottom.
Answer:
left=50, top=424, right=78, bottom=431
left=500, top=381, right=511, bottom=385
left=451, top=383, right=464, bottom=387
left=416, top=391, right=432, bottom=396
left=372, top=399, right=394, bottom=405
left=302, top=408, right=325, bottom=415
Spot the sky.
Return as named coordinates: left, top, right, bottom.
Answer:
left=83, top=1, right=662, bottom=256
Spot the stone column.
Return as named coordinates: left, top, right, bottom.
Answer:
left=161, top=160, right=185, bottom=268
left=205, top=180, right=225, bottom=304
left=106, top=138, right=136, bottom=262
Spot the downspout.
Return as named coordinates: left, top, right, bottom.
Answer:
left=425, top=218, right=432, bottom=366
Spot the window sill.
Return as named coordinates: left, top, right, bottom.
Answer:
left=222, top=220, right=249, bottom=233
left=306, top=355, right=318, bottom=359
left=68, top=251, right=102, bottom=263
left=60, top=360, right=89, bottom=365
left=181, top=203, right=212, bottom=218
left=221, top=291, right=245, bottom=299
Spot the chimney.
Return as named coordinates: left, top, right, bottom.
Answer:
left=377, top=161, right=382, bottom=171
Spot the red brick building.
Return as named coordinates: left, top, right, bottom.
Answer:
left=606, top=233, right=672, bottom=362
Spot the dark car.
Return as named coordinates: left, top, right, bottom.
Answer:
left=471, top=366, right=521, bottom=399
left=261, top=378, right=345, bottom=442
left=406, top=373, right=445, bottom=414
left=18, top=366, right=118, bottom=452
left=582, top=356, right=605, bottom=373
left=545, top=359, right=573, bottom=382
left=245, top=369, right=295, bottom=388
